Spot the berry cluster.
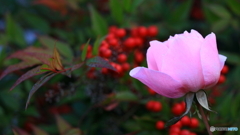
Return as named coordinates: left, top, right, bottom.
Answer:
left=146, top=100, right=162, bottom=112
left=85, top=25, right=158, bottom=78
left=171, top=101, right=186, bottom=116
left=155, top=115, right=199, bottom=135
left=217, top=65, right=229, bottom=84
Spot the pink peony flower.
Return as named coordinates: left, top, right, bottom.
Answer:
left=129, top=30, right=227, bottom=98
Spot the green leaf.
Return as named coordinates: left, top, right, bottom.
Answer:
left=6, top=13, right=26, bottom=47
left=165, top=92, right=194, bottom=127
left=81, top=39, right=90, bottom=61
left=196, top=90, right=216, bottom=113
left=208, top=4, right=231, bottom=19
left=225, top=0, right=240, bottom=16
left=115, top=91, right=138, bottom=101
left=109, top=0, right=124, bottom=24
left=211, top=19, right=229, bottom=32
left=122, top=0, right=132, bottom=13
left=65, top=128, right=82, bottom=135
left=38, top=36, right=73, bottom=61
left=89, top=5, right=108, bottom=36
left=32, top=125, right=49, bottom=135
left=25, top=72, right=57, bottom=109
left=20, top=11, right=50, bottom=33
left=92, top=36, right=105, bottom=56
left=219, top=51, right=240, bottom=65
left=86, top=56, right=116, bottom=71
left=167, top=0, right=193, bottom=22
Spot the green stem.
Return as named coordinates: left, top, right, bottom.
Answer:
left=198, top=103, right=213, bottom=135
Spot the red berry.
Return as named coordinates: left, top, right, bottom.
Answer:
left=122, top=62, right=130, bottom=71
left=134, top=37, right=144, bottom=47
left=169, top=133, right=179, bottom=135
left=108, top=38, right=118, bottom=47
left=131, top=28, right=139, bottom=37
left=147, top=25, right=158, bottom=37
left=155, top=121, right=165, bottom=130
left=180, top=101, right=186, bottom=111
left=172, top=103, right=184, bottom=116
left=217, top=75, right=226, bottom=84
left=180, top=129, right=190, bottom=135
left=108, top=26, right=118, bottom=33
left=189, top=132, right=197, bottom=135
left=114, top=28, right=126, bottom=38
left=171, top=121, right=182, bottom=128
left=101, top=68, right=109, bottom=75
left=146, top=101, right=155, bottom=110
left=221, top=65, right=229, bottom=74
left=147, top=88, right=156, bottom=95
left=152, top=101, right=162, bottom=112
left=134, top=51, right=144, bottom=63
left=189, top=118, right=199, bottom=128
left=117, top=54, right=127, bottom=63
left=180, top=116, right=191, bottom=126
left=100, top=48, right=112, bottom=58
left=106, top=33, right=116, bottom=42
left=124, top=37, right=136, bottom=49
left=138, top=26, right=148, bottom=37
left=169, top=126, right=181, bottom=134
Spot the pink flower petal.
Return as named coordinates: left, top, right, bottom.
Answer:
left=147, top=40, right=168, bottom=71
left=190, top=29, right=204, bottom=39
left=129, top=67, right=186, bottom=98
left=219, top=54, right=227, bottom=70
left=161, top=34, right=204, bottom=92
left=200, top=33, right=224, bottom=88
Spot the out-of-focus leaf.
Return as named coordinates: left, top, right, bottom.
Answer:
left=10, top=66, right=47, bottom=91
left=26, top=72, right=57, bottom=109
left=86, top=56, right=116, bottom=71
left=24, top=52, right=52, bottom=65
left=55, top=115, right=72, bottom=135
left=165, top=92, right=194, bottom=127
left=130, top=0, right=144, bottom=13
left=109, top=0, right=124, bottom=24
left=65, top=128, right=82, bottom=135
left=208, top=4, right=231, bottom=19
left=32, top=125, right=49, bottom=135
left=122, top=0, right=132, bottom=13
left=70, top=62, right=84, bottom=72
left=219, top=51, right=240, bottom=65
left=0, top=61, right=39, bottom=80
left=225, top=0, right=240, bottom=16
left=81, top=39, right=90, bottom=61
left=12, top=127, right=30, bottom=135
left=92, top=36, right=105, bottom=55
left=6, top=14, right=26, bottom=47
left=168, top=0, right=193, bottom=22
left=38, top=36, right=73, bottom=60
left=115, top=91, right=138, bottom=101
left=196, top=90, right=216, bottom=113
left=211, top=19, right=229, bottom=32
left=20, top=11, right=50, bottom=33
left=23, top=106, right=40, bottom=117
left=89, top=5, right=108, bottom=36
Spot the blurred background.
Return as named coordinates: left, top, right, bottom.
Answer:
left=0, top=0, right=239, bottom=135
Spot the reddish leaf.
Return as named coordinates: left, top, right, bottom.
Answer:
left=24, top=52, right=52, bottom=65
left=0, top=61, right=39, bottom=80
left=70, top=62, right=84, bottom=71
left=31, top=125, right=49, bottom=135
left=25, top=72, right=57, bottom=109
left=12, top=127, right=30, bottom=135
left=86, top=56, right=116, bottom=71
left=55, top=115, right=72, bottom=135
left=10, top=66, right=47, bottom=91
